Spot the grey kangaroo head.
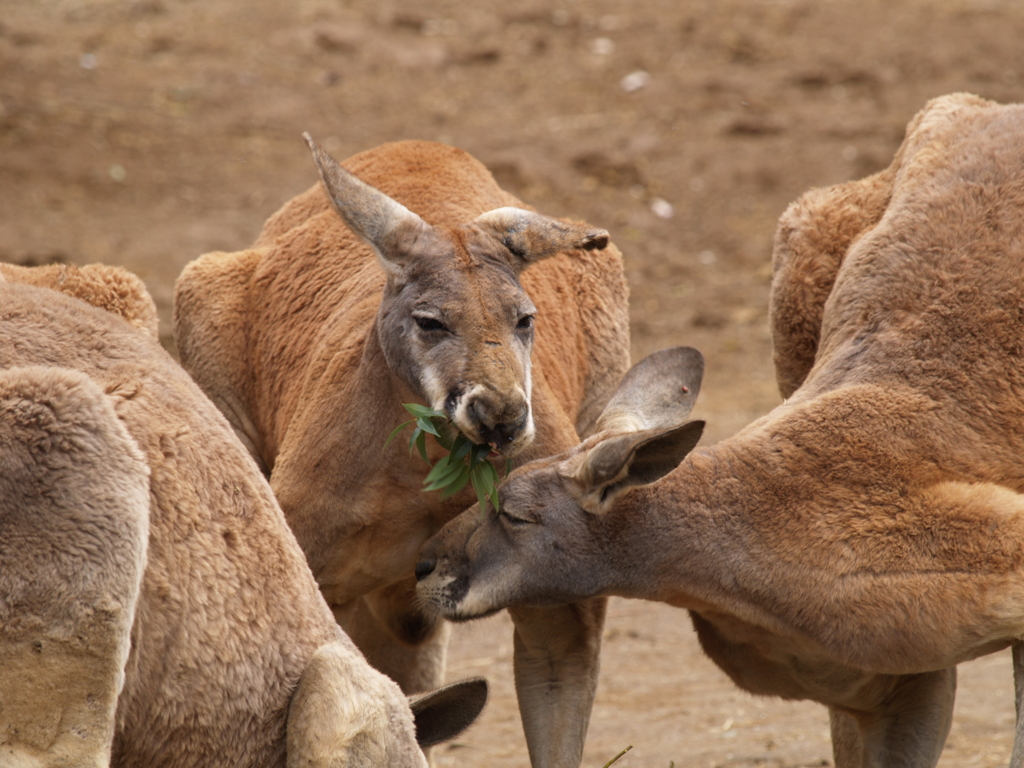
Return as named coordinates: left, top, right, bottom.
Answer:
left=414, top=346, right=705, bottom=618
left=305, top=134, right=609, bottom=457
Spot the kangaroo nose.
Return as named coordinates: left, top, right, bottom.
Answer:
left=479, top=415, right=527, bottom=450
left=415, top=559, right=436, bottom=582
left=471, top=400, right=528, bottom=448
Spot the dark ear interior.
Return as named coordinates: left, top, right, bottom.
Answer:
left=410, top=677, right=488, bottom=748
left=475, top=207, right=609, bottom=265
left=571, top=419, right=705, bottom=513
left=584, top=419, right=705, bottom=490
left=626, top=420, right=705, bottom=485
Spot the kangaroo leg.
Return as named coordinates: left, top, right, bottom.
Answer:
left=507, top=597, right=608, bottom=768
left=853, top=669, right=956, bottom=768
left=830, top=707, right=866, bottom=768
left=1011, top=643, right=1024, bottom=768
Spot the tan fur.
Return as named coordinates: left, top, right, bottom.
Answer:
left=0, top=262, right=159, bottom=341
left=0, top=366, right=149, bottom=768
left=417, top=94, right=1024, bottom=767
left=174, top=139, right=629, bottom=767
left=0, top=269, right=484, bottom=767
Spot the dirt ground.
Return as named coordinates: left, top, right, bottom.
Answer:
left=3, top=0, right=1024, bottom=765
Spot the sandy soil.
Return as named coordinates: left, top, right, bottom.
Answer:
left=3, top=0, right=1024, bottom=765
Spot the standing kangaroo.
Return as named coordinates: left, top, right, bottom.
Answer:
left=174, top=137, right=630, bottom=767
left=417, top=93, right=1024, bottom=766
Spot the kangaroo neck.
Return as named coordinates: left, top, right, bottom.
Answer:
left=602, top=434, right=810, bottom=636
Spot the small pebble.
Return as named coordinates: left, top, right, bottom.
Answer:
left=620, top=70, right=651, bottom=93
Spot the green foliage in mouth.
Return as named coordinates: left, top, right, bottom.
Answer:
left=386, top=403, right=508, bottom=513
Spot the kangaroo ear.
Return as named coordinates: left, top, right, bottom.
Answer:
left=563, top=420, right=705, bottom=514
left=304, top=133, right=435, bottom=274
left=564, top=346, right=706, bottom=514
left=474, top=207, right=608, bottom=268
left=597, top=347, right=704, bottom=434
left=409, top=677, right=488, bottom=748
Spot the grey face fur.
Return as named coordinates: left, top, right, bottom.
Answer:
left=305, top=134, right=609, bottom=456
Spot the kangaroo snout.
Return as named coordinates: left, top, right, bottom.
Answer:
left=414, top=558, right=436, bottom=582
left=463, top=393, right=531, bottom=455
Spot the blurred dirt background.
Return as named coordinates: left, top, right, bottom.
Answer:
left=3, top=0, right=1024, bottom=765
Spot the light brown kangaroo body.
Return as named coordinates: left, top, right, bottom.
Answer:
left=417, top=93, right=1024, bottom=767
left=0, top=264, right=486, bottom=767
left=174, top=138, right=630, bottom=766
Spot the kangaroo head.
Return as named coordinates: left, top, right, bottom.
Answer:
left=415, top=347, right=706, bottom=619
left=305, top=135, right=608, bottom=457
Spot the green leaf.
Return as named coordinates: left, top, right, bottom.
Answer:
left=468, top=442, right=491, bottom=467
left=424, top=456, right=467, bottom=491
left=414, top=431, right=429, bottom=464
left=403, top=403, right=443, bottom=419
left=440, top=464, right=472, bottom=498
left=470, top=471, right=489, bottom=513
left=450, top=435, right=474, bottom=463
left=391, top=402, right=510, bottom=512
left=416, top=416, right=441, bottom=438
left=384, top=419, right=415, bottom=448
left=423, top=452, right=454, bottom=484
left=482, top=462, right=501, bottom=510
left=433, top=420, right=455, bottom=450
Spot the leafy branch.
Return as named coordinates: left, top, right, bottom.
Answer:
left=385, top=403, right=507, bottom=512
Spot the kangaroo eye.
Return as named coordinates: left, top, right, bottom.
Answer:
left=415, top=316, right=448, bottom=332
left=499, top=509, right=532, bottom=526
left=516, top=314, right=534, bottom=330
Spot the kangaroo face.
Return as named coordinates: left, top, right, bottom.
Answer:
left=305, top=134, right=609, bottom=457
left=376, top=224, right=538, bottom=456
left=414, top=451, right=607, bottom=620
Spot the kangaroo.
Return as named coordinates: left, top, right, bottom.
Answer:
left=0, top=267, right=487, bottom=768
left=416, top=93, right=1024, bottom=766
left=174, top=136, right=630, bottom=767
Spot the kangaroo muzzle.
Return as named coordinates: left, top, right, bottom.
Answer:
left=450, top=384, right=534, bottom=456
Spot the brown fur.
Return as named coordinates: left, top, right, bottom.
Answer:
left=0, top=262, right=159, bottom=340
left=174, top=139, right=629, bottom=767
left=417, top=94, right=1024, bottom=767
left=0, top=267, right=485, bottom=767
left=1, top=366, right=149, bottom=768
